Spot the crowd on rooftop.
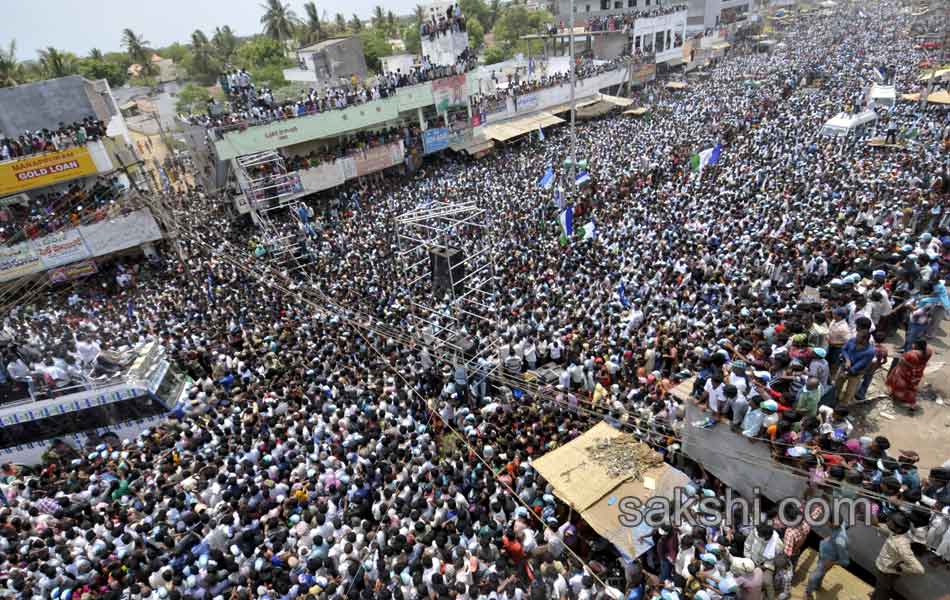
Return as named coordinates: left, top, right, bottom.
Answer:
left=187, top=51, right=478, bottom=135
left=585, top=4, right=689, bottom=32
left=420, top=4, right=467, bottom=40
left=1, top=1, right=950, bottom=599
left=0, top=118, right=107, bottom=162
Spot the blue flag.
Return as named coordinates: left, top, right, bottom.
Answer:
left=708, top=143, right=722, bottom=166
left=538, top=167, right=554, bottom=189
left=618, top=281, right=630, bottom=308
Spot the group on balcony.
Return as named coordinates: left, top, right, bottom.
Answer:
left=0, top=117, right=106, bottom=161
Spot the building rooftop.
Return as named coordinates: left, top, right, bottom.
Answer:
left=298, top=37, right=355, bottom=53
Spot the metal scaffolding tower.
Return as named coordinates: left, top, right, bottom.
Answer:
left=394, top=200, right=501, bottom=373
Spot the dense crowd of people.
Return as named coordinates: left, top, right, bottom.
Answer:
left=0, top=117, right=107, bottom=161
left=0, top=1, right=950, bottom=599
left=0, top=174, right=137, bottom=246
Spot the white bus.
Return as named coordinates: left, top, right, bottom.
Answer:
left=820, top=109, right=878, bottom=137
left=0, top=342, right=191, bottom=465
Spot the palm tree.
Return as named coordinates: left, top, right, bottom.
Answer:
left=349, top=14, right=363, bottom=32
left=190, top=29, right=217, bottom=81
left=121, top=28, right=155, bottom=76
left=88, top=48, right=104, bottom=61
left=373, top=6, right=385, bottom=29
left=37, top=47, right=78, bottom=78
left=302, top=2, right=323, bottom=44
left=0, top=40, right=24, bottom=87
left=212, top=26, right=238, bottom=64
left=259, top=0, right=300, bottom=47
left=334, top=13, right=347, bottom=33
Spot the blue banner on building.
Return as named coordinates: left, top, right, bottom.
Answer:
left=422, top=128, right=450, bottom=154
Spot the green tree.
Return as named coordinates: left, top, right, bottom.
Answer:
left=387, top=11, right=396, bottom=34
left=488, top=0, right=502, bottom=29
left=88, top=48, right=104, bottom=61
left=373, top=6, right=385, bottom=29
left=301, top=2, right=324, bottom=45
left=234, top=36, right=292, bottom=87
left=186, top=29, right=220, bottom=85
left=460, top=0, right=492, bottom=31
left=175, top=83, right=212, bottom=114
left=0, top=40, right=25, bottom=87
left=358, top=29, right=392, bottom=73
left=492, top=6, right=553, bottom=56
left=414, top=5, right=425, bottom=25
left=467, top=19, right=485, bottom=49
left=79, top=58, right=128, bottom=86
left=483, top=46, right=506, bottom=65
left=401, top=24, right=421, bottom=54
left=259, top=0, right=300, bottom=46
left=212, top=26, right=239, bottom=64
left=350, top=14, right=363, bottom=32
left=158, top=42, right=190, bottom=64
left=37, top=47, right=79, bottom=78
left=121, top=29, right=155, bottom=76
left=334, top=13, right=348, bottom=34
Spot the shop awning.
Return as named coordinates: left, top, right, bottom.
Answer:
left=599, top=94, right=635, bottom=108
left=623, top=107, right=651, bottom=116
left=901, top=90, right=950, bottom=104
left=665, top=81, right=688, bottom=90
left=464, top=138, right=495, bottom=155
left=918, top=68, right=950, bottom=82
left=482, top=112, right=565, bottom=142
left=532, top=422, right=691, bottom=560
left=576, top=101, right=616, bottom=119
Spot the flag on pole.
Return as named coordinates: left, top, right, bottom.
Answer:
left=582, top=220, right=596, bottom=241
left=538, top=166, right=554, bottom=189
left=872, top=65, right=885, bottom=83
left=554, top=187, right=565, bottom=210
left=575, top=171, right=591, bottom=187
left=538, top=124, right=545, bottom=141
left=690, top=143, right=721, bottom=173
left=618, top=281, right=630, bottom=308
left=558, top=206, right=573, bottom=246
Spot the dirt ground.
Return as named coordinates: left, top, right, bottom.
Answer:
left=790, top=548, right=871, bottom=600
left=850, top=320, right=950, bottom=471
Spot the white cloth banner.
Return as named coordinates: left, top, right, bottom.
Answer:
left=79, top=209, right=163, bottom=256
left=30, top=228, right=91, bottom=269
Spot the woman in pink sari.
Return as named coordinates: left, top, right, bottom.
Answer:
left=886, top=340, right=933, bottom=411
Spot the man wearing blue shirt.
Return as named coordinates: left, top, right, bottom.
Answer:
left=837, top=330, right=875, bottom=407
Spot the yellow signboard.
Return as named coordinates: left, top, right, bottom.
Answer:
left=0, top=146, right=98, bottom=197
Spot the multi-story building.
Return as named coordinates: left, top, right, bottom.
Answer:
left=283, top=37, right=370, bottom=87
left=0, top=75, right=163, bottom=284
left=553, top=0, right=690, bottom=62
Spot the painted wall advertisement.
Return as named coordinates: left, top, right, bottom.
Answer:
left=0, top=209, right=164, bottom=282
left=353, top=141, right=405, bottom=176
left=514, top=93, right=540, bottom=113
left=432, top=75, right=468, bottom=112
left=32, top=228, right=92, bottom=269
left=422, top=128, right=450, bottom=154
left=48, top=259, right=98, bottom=283
left=0, top=146, right=99, bottom=197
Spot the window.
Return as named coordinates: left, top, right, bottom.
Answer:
left=586, top=4, right=591, bottom=12
left=615, top=1, right=623, bottom=8
left=634, top=35, right=641, bottom=50
left=655, top=31, right=664, bottom=51
left=628, top=0, right=637, bottom=7
left=645, top=0, right=650, bottom=5
left=601, top=0, right=610, bottom=10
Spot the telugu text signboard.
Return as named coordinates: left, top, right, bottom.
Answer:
left=0, top=146, right=99, bottom=197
